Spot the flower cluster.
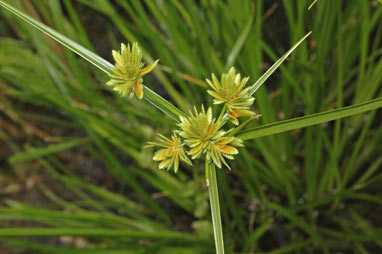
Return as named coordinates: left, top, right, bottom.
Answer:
left=107, top=44, right=257, bottom=172
left=178, top=106, right=243, bottom=169
left=107, top=42, right=158, bottom=99
left=206, top=67, right=256, bottom=125
left=146, top=68, right=256, bottom=172
left=145, top=134, right=191, bottom=173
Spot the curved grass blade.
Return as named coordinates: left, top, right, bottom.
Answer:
left=0, top=1, right=111, bottom=74
left=243, top=219, right=272, bottom=252
left=0, top=0, right=185, bottom=121
left=3, top=238, right=209, bottom=254
left=320, top=228, right=382, bottom=242
left=0, top=228, right=200, bottom=242
left=269, top=240, right=313, bottom=254
left=267, top=202, right=328, bottom=253
left=238, top=97, right=382, bottom=140
left=249, top=32, right=312, bottom=95
left=224, top=11, right=254, bottom=70
left=9, top=137, right=90, bottom=164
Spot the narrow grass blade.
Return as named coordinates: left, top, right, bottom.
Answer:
left=243, top=219, right=272, bottom=252
left=0, top=0, right=186, bottom=120
left=9, top=137, right=90, bottom=163
left=269, top=240, right=313, bottom=254
left=249, top=32, right=311, bottom=95
left=267, top=201, right=328, bottom=253
left=0, top=228, right=199, bottom=242
left=0, top=1, right=111, bottom=74
left=3, top=239, right=139, bottom=254
left=238, top=97, right=382, bottom=140
left=320, top=228, right=382, bottom=242
left=308, top=0, right=319, bottom=10
left=224, top=12, right=254, bottom=70
left=3, top=237, right=208, bottom=254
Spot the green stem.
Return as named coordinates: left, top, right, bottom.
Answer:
left=206, top=161, right=225, bottom=254
left=228, top=115, right=260, bottom=137
left=217, top=104, right=227, bottom=123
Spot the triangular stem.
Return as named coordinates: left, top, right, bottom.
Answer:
left=206, top=161, right=225, bottom=254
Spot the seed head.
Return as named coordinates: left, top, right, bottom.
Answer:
left=206, top=67, right=256, bottom=125
left=145, top=133, right=191, bottom=173
left=107, top=42, right=158, bottom=99
left=177, top=106, right=243, bottom=169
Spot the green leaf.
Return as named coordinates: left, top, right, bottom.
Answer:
left=9, top=137, right=90, bottom=164
left=243, top=219, right=272, bottom=252
left=267, top=201, right=328, bottom=253
left=320, top=228, right=382, bottom=242
left=269, top=240, right=313, bottom=254
left=0, top=228, right=199, bottom=242
left=238, top=97, right=382, bottom=140
left=0, top=0, right=185, bottom=121
left=249, top=32, right=312, bottom=95
left=224, top=11, right=254, bottom=70
left=0, top=1, right=111, bottom=74
left=308, top=0, right=319, bottom=10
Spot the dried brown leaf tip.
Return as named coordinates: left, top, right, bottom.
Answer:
left=107, top=42, right=158, bottom=99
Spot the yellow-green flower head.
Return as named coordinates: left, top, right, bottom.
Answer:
left=206, top=67, right=255, bottom=125
left=145, top=133, right=192, bottom=173
left=107, top=42, right=159, bottom=99
left=206, top=136, right=243, bottom=169
left=178, top=106, right=243, bottom=169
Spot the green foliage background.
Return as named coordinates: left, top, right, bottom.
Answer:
left=0, top=0, right=381, bottom=253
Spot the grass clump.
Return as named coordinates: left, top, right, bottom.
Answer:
left=0, top=0, right=381, bottom=253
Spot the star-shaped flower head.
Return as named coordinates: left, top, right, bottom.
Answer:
left=177, top=106, right=243, bottom=169
left=107, top=42, right=159, bottom=99
left=206, top=67, right=256, bottom=125
left=145, top=133, right=192, bottom=173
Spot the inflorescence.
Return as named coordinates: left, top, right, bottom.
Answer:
left=107, top=42, right=158, bottom=99
left=108, top=42, right=259, bottom=172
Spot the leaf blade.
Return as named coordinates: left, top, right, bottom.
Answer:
left=224, top=12, right=254, bottom=70
left=9, top=137, right=90, bottom=164
left=249, top=31, right=312, bottom=95
left=0, top=227, right=198, bottom=242
left=0, top=0, right=185, bottom=121
left=238, top=97, right=382, bottom=140
left=267, top=201, right=328, bottom=253
left=0, top=1, right=112, bottom=74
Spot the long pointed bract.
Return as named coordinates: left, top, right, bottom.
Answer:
left=0, top=0, right=185, bottom=121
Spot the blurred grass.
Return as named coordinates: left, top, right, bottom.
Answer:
left=0, top=0, right=381, bottom=253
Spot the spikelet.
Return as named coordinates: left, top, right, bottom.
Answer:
left=206, top=67, right=257, bottom=125
left=145, top=133, right=192, bottom=173
left=107, top=42, right=158, bottom=99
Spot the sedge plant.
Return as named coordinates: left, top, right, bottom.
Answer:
left=1, top=1, right=382, bottom=253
